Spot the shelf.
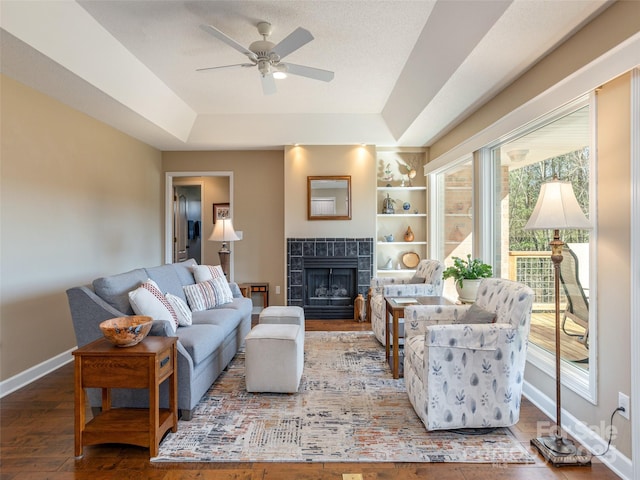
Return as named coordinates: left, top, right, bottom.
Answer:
left=375, top=150, right=428, bottom=274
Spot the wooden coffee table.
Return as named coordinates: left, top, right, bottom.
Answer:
left=384, top=296, right=453, bottom=379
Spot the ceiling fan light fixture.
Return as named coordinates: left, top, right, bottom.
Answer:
left=273, top=64, right=288, bottom=79
left=199, top=22, right=334, bottom=94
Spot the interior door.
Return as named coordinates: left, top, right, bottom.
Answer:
left=174, top=192, right=188, bottom=262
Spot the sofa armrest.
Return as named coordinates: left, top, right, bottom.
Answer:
left=228, top=282, right=242, bottom=298
left=149, top=320, right=173, bottom=337
left=66, top=286, right=128, bottom=347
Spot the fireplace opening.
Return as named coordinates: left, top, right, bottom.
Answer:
left=303, top=257, right=357, bottom=319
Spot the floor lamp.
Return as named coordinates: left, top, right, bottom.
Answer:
left=208, top=218, right=240, bottom=279
left=524, top=177, right=592, bottom=466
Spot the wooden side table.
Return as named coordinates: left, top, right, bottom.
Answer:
left=238, top=282, right=269, bottom=308
left=73, top=336, right=177, bottom=458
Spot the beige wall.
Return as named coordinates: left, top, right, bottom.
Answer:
left=284, top=145, right=376, bottom=239
left=162, top=151, right=285, bottom=305
left=0, top=75, right=163, bottom=381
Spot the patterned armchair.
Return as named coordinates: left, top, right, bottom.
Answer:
left=403, top=278, right=533, bottom=431
left=367, top=259, right=444, bottom=345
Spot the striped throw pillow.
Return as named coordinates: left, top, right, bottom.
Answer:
left=183, top=278, right=234, bottom=312
left=191, top=264, right=226, bottom=284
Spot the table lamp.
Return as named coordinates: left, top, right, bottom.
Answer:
left=208, top=218, right=240, bottom=278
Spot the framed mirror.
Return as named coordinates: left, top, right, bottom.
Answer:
left=307, top=176, right=351, bottom=220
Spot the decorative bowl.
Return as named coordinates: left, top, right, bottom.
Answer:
left=99, top=316, right=153, bottom=347
left=402, top=252, right=420, bottom=269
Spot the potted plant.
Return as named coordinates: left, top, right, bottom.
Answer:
left=442, top=254, right=493, bottom=303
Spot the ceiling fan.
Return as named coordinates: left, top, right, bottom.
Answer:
left=198, top=21, right=334, bottom=95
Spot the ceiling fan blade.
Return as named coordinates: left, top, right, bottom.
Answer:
left=283, top=63, right=335, bottom=82
left=200, top=25, right=257, bottom=61
left=196, top=63, right=254, bottom=72
left=261, top=74, right=277, bottom=95
left=271, top=27, right=314, bottom=59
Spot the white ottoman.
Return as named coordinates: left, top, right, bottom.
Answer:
left=245, top=323, right=304, bottom=393
left=259, top=306, right=305, bottom=328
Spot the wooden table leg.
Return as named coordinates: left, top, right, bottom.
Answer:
left=392, top=311, right=400, bottom=379
left=385, top=302, right=391, bottom=363
left=149, top=357, right=160, bottom=457
left=74, top=358, right=84, bottom=457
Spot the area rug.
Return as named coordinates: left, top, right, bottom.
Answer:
left=154, top=331, right=534, bottom=463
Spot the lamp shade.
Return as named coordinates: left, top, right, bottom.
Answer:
left=208, top=218, right=240, bottom=242
left=524, top=179, right=591, bottom=231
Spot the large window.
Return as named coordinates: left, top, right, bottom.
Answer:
left=487, top=98, right=595, bottom=400
left=432, top=158, right=474, bottom=300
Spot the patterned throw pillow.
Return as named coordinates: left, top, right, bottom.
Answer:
left=165, top=293, right=193, bottom=326
left=128, top=279, right=179, bottom=333
left=459, top=303, right=497, bottom=324
left=183, top=278, right=234, bottom=312
left=191, top=264, right=226, bottom=284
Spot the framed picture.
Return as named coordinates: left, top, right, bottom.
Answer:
left=213, top=203, right=230, bottom=223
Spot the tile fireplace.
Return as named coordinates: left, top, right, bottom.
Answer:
left=287, top=238, right=373, bottom=319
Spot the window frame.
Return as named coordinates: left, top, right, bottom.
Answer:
left=481, top=95, right=597, bottom=403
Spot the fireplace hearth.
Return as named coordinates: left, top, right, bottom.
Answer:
left=287, top=238, right=373, bottom=319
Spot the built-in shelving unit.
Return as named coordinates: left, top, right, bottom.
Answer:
left=375, top=149, right=427, bottom=277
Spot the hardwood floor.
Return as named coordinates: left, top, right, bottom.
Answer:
left=0, top=320, right=619, bottom=480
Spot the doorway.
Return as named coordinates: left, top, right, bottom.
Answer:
left=165, top=172, right=234, bottom=275
left=173, top=185, right=202, bottom=265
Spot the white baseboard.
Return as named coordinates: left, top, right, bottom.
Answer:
left=0, top=347, right=75, bottom=398
left=523, top=381, right=632, bottom=479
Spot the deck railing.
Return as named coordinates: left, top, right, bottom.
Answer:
left=508, top=251, right=561, bottom=311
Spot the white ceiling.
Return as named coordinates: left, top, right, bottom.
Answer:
left=0, top=0, right=610, bottom=151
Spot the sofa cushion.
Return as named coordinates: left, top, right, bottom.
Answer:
left=93, top=268, right=148, bottom=315
left=211, top=296, right=252, bottom=316
left=173, top=258, right=198, bottom=286
left=166, top=293, right=193, bottom=326
left=128, top=279, right=179, bottom=333
left=191, top=307, right=243, bottom=338
left=175, top=324, right=226, bottom=365
left=183, top=279, right=233, bottom=311
left=146, top=264, right=188, bottom=303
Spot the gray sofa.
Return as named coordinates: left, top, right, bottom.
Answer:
left=66, top=258, right=252, bottom=420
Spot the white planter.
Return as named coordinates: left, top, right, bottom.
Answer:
left=455, top=278, right=483, bottom=303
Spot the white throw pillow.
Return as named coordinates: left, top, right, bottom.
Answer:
left=165, top=293, right=193, bottom=326
left=183, top=278, right=234, bottom=312
left=128, top=279, right=178, bottom=333
left=191, top=264, right=226, bottom=284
